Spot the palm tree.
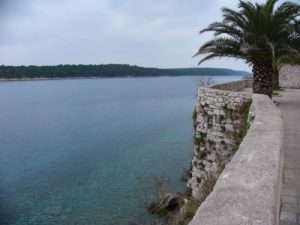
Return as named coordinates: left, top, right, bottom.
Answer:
left=194, top=0, right=300, bottom=97
left=271, top=4, right=300, bottom=88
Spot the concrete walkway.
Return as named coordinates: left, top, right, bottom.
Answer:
left=276, top=89, right=300, bottom=225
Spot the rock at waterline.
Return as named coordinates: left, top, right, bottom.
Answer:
left=148, top=193, right=182, bottom=214
left=181, top=168, right=192, bottom=182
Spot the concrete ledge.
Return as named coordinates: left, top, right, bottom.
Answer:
left=189, top=94, right=284, bottom=225
left=208, top=78, right=253, bottom=91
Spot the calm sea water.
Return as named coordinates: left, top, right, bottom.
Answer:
left=0, top=76, right=241, bottom=225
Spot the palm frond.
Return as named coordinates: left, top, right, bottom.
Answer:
left=200, top=22, right=243, bottom=39
left=197, top=53, right=244, bottom=65
left=194, top=38, right=247, bottom=64
left=274, top=2, right=300, bottom=21
left=222, top=7, right=247, bottom=28
left=265, top=0, right=278, bottom=14
left=195, top=0, right=300, bottom=68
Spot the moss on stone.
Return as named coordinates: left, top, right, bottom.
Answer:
left=230, top=100, right=252, bottom=156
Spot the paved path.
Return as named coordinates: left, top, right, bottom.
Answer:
left=276, top=89, right=300, bottom=225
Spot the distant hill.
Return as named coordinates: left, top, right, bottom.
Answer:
left=0, top=64, right=252, bottom=80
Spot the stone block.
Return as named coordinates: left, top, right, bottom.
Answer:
left=235, top=97, right=241, bottom=103
left=217, top=97, right=223, bottom=103
left=219, top=109, right=225, bottom=115
left=225, top=124, right=234, bottom=132
left=216, top=102, right=223, bottom=108
left=207, top=152, right=216, bottom=161
left=213, top=109, right=220, bottom=115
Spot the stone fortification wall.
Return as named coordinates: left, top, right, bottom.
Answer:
left=279, top=65, right=300, bottom=88
left=189, top=93, right=284, bottom=225
left=187, top=79, right=252, bottom=199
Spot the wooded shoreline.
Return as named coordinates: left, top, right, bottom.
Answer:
left=0, top=64, right=251, bottom=80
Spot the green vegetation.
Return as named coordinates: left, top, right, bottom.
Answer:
left=0, top=64, right=251, bottom=80
left=194, top=0, right=300, bottom=97
left=185, top=187, right=193, bottom=198
left=230, top=145, right=240, bottom=156
left=272, top=87, right=285, bottom=97
left=272, top=90, right=281, bottom=97
left=201, top=173, right=218, bottom=201
left=230, top=101, right=252, bottom=156
left=194, top=132, right=207, bottom=147
left=222, top=104, right=233, bottom=118
left=182, top=199, right=201, bottom=220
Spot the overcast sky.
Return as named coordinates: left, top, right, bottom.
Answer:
left=0, top=0, right=298, bottom=71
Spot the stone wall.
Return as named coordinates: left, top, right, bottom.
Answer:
left=279, top=65, right=300, bottom=88
left=189, top=94, right=284, bottom=225
left=187, top=79, right=252, bottom=200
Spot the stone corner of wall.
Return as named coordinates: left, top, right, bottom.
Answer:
left=190, top=79, right=254, bottom=200
left=189, top=93, right=284, bottom=225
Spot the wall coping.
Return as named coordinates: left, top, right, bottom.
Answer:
left=206, top=78, right=253, bottom=90
left=198, top=78, right=253, bottom=98
left=189, top=89, right=284, bottom=224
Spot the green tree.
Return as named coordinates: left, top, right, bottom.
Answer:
left=194, top=0, right=300, bottom=97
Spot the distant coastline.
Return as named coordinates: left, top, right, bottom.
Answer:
left=0, top=64, right=252, bottom=81
left=0, top=75, right=250, bottom=82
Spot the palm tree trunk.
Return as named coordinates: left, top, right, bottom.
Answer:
left=272, top=68, right=279, bottom=89
left=252, top=63, right=273, bottom=98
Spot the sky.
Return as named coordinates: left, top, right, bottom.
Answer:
left=0, top=0, right=298, bottom=71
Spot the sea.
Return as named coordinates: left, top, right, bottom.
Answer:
left=0, top=76, right=242, bottom=225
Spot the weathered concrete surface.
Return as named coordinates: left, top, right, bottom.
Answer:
left=275, top=90, right=300, bottom=225
left=189, top=94, right=284, bottom=225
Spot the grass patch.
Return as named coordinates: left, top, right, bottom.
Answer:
left=201, top=173, right=217, bottom=201
left=185, top=187, right=192, bottom=197
left=229, top=145, right=239, bottom=156
left=222, top=104, right=233, bottom=118
left=272, top=87, right=285, bottom=97
left=272, top=90, right=281, bottom=96
left=182, top=199, right=201, bottom=220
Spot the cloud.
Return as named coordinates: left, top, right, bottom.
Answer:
left=1, top=0, right=297, bottom=70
